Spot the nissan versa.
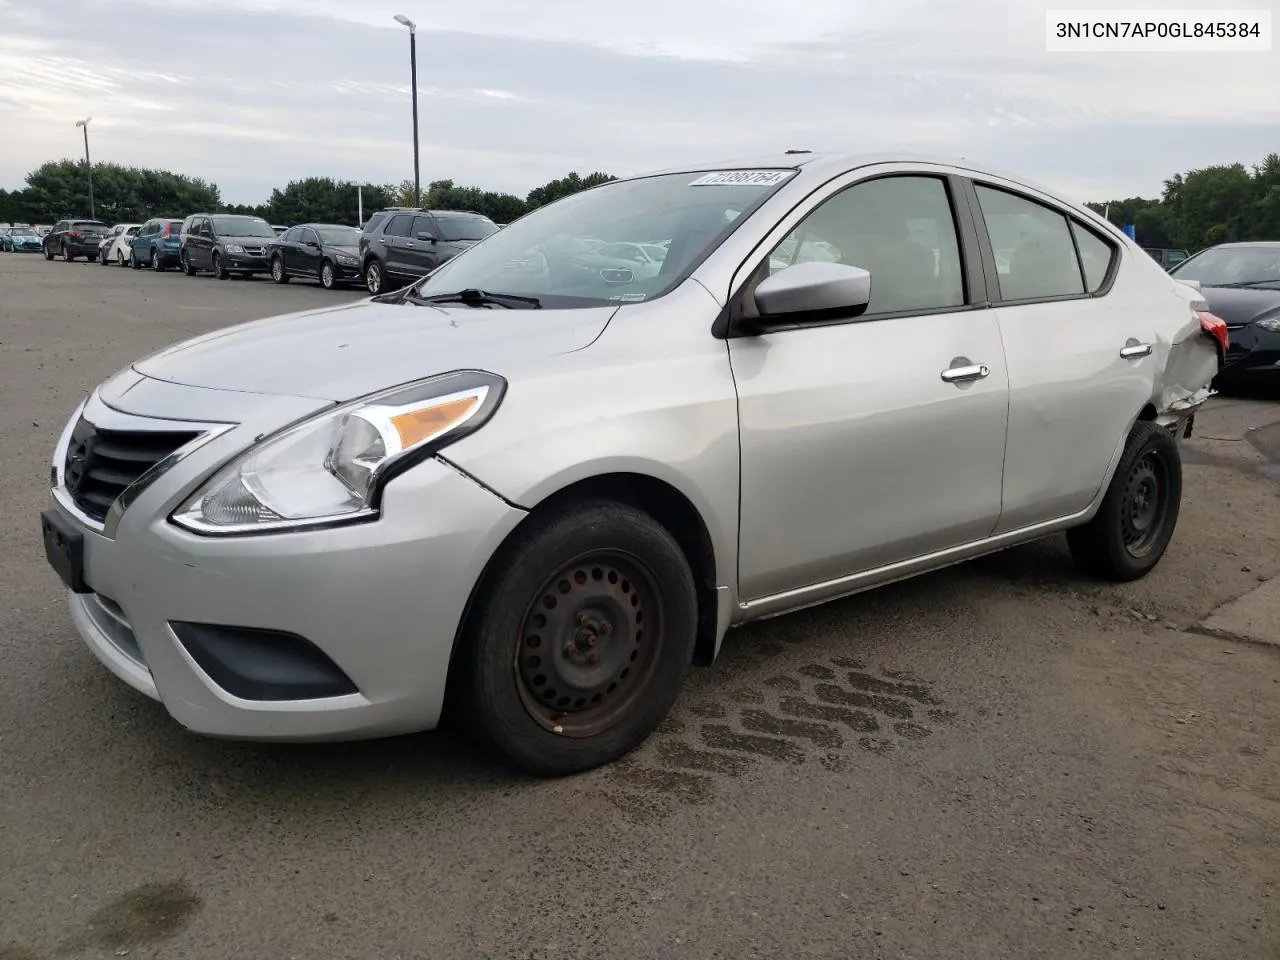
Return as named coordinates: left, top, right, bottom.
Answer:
left=41, top=153, right=1225, bottom=776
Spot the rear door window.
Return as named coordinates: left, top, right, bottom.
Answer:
left=973, top=185, right=1085, bottom=301
left=1070, top=222, right=1116, bottom=292
left=384, top=214, right=413, bottom=238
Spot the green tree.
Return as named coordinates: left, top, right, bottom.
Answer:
left=1173, top=163, right=1254, bottom=248
left=13, top=160, right=219, bottom=224
left=420, top=179, right=528, bottom=223
left=260, top=177, right=394, bottom=226
left=525, top=171, right=616, bottom=209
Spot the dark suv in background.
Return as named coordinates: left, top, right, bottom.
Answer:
left=42, top=219, right=109, bottom=261
left=179, top=213, right=277, bottom=279
left=359, top=208, right=499, bottom=294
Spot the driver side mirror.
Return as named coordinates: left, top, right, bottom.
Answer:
left=750, top=261, right=872, bottom=327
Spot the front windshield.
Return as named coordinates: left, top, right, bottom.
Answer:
left=413, top=170, right=795, bottom=306
left=211, top=216, right=276, bottom=238
left=434, top=216, right=498, bottom=242
left=1171, top=246, right=1280, bottom=287
left=316, top=226, right=361, bottom=245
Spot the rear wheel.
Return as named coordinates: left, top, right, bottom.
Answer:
left=152, top=248, right=166, bottom=272
left=453, top=499, right=698, bottom=776
left=43, top=245, right=54, bottom=261
left=62, top=243, right=74, bottom=262
left=117, top=249, right=128, bottom=267
left=271, top=256, right=289, bottom=284
left=99, top=247, right=109, bottom=265
left=1067, top=420, right=1182, bottom=582
left=181, top=250, right=197, bottom=276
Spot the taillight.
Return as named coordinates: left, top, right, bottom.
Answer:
left=1197, top=309, right=1228, bottom=357
left=164, top=223, right=174, bottom=237
left=68, top=230, right=80, bottom=239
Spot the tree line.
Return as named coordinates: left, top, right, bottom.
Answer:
left=0, top=161, right=617, bottom=227
left=6, top=154, right=1277, bottom=253
left=1086, top=153, right=1280, bottom=251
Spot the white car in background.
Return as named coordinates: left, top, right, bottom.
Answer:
left=99, top=223, right=141, bottom=266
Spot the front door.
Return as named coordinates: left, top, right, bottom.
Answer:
left=967, top=181, right=1158, bottom=532
left=731, top=171, right=1010, bottom=601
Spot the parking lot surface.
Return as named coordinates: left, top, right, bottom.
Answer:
left=2, top=255, right=1279, bottom=959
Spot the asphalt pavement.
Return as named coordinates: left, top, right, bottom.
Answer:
left=2, top=254, right=1279, bottom=960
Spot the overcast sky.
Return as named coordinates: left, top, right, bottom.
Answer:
left=0, top=0, right=1275, bottom=205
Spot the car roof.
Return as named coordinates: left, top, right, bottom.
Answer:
left=1204, top=241, right=1280, bottom=249
left=626, top=150, right=1094, bottom=214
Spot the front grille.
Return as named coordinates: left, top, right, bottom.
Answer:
left=63, top=417, right=199, bottom=522
left=242, top=246, right=266, bottom=256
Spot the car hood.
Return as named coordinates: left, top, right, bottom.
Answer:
left=132, top=300, right=617, bottom=402
left=329, top=243, right=359, bottom=257
left=1196, top=285, right=1280, bottom=325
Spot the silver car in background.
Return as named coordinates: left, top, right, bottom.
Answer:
left=40, top=153, right=1225, bottom=775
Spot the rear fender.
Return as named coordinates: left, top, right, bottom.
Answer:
left=1155, top=288, right=1223, bottom=421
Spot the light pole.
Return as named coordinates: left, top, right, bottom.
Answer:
left=393, top=14, right=420, bottom=207
left=75, top=117, right=94, bottom=218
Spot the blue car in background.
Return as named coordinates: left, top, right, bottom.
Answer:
left=129, top=217, right=185, bottom=271
left=2, top=227, right=43, bottom=252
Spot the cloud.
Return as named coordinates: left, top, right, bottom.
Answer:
left=0, top=0, right=1274, bottom=205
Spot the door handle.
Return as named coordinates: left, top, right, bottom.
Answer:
left=940, top=362, right=991, bottom=383
left=1120, top=342, right=1153, bottom=359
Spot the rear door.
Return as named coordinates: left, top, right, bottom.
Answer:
left=964, top=179, right=1156, bottom=531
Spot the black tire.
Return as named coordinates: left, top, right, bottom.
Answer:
left=99, top=248, right=109, bottom=265
left=181, top=250, right=197, bottom=276
left=43, top=245, right=54, bottom=260
left=320, top=260, right=336, bottom=290
left=62, top=243, right=74, bottom=262
left=118, top=249, right=129, bottom=268
left=453, top=499, right=698, bottom=776
left=1067, top=420, right=1182, bottom=582
left=131, top=251, right=141, bottom=270
left=270, top=256, right=289, bottom=284
left=151, top=248, right=166, bottom=272
left=364, top=259, right=385, bottom=295
left=212, top=252, right=227, bottom=280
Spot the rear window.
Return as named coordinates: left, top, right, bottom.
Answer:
left=363, top=212, right=390, bottom=235
left=74, top=221, right=107, bottom=231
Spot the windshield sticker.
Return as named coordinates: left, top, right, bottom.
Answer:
left=688, top=170, right=794, bottom=187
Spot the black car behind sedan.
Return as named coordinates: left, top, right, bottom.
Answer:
left=1170, top=242, right=1280, bottom=391
left=268, top=223, right=364, bottom=289
left=42, top=219, right=109, bottom=261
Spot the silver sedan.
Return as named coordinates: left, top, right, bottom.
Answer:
left=41, top=153, right=1225, bottom=775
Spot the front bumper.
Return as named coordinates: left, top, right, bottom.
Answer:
left=223, top=252, right=269, bottom=272
left=1218, top=326, right=1280, bottom=383
left=331, top=260, right=363, bottom=282
left=44, top=379, right=526, bottom=741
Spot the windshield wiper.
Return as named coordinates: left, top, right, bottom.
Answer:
left=1214, top=280, right=1280, bottom=288
left=412, top=288, right=542, bottom=309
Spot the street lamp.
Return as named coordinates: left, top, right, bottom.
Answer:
left=393, top=14, right=420, bottom=207
left=74, top=117, right=94, bottom=218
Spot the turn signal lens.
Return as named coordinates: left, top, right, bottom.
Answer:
left=390, top=395, right=480, bottom=448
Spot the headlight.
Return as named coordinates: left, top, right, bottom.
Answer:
left=335, top=254, right=359, bottom=266
left=223, top=243, right=245, bottom=254
left=1255, top=317, right=1280, bottom=333
left=172, top=371, right=505, bottom=535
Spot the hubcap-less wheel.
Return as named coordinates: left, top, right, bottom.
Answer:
left=271, top=258, right=284, bottom=282
left=152, top=249, right=163, bottom=271
left=213, top=253, right=225, bottom=279
left=321, top=262, right=335, bottom=288
left=366, top=262, right=382, bottom=294
left=515, top=551, right=662, bottom=738
left=1120, top=450, right=1169, bottom=557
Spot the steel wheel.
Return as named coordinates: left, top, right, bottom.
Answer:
left=1119, top=449, right=1170, bottom=558
left=514, top=549, right=666, bottom=739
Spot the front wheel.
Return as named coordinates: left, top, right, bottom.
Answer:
left=320, top=261, right=336, bottom=290
left=1067, top=420, right=1182, bottom=582
left=270, top=256, right=289, bottom=284
left=364, top=259, right=385, bottom=295
left=453, top=499, right=698, bottom=776
left=212, top=252, right=227, bottom=279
